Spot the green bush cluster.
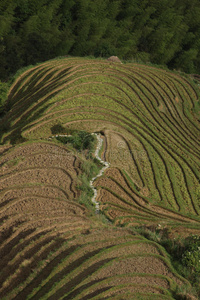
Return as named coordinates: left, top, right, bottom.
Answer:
left=56, top=131, right=95, bottom=151
left=181, top=235, right=200, bottom=274
left=133, top=227, right=200, bottom=298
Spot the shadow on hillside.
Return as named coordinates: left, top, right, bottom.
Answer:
left=1, top=67, right=73, bottom=144
left=0, top=233, right=71, bottom=299
left=1, top=102, right=50, bottom=144
left=1, top=126, right=27, bottom=144
left=51, top=124, right=79, bottom=135
left=7, top=68, right=71, bottom=108
left=51, top=124, right=67, bottom=134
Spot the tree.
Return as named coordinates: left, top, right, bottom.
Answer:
left=1, top=0, right=200, bottom=79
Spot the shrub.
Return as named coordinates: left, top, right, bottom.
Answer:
left=181, top=235, right=200, bottom=274
left=56, top=131, right=95, bottom=151
left=133, top=227, right=200, bottom=298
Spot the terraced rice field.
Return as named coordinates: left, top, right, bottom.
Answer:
left=2, top=57, right=200, bottom=226
left=0, top=141, right=190, bottom=299
left=0, top=57, right=200, bottom=298
left=0, top=225, right=189, bottom=299
left=0, top=141, right=90, bottom=230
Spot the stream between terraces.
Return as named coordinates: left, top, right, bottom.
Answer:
left=90, top=134, right=110, bottom=213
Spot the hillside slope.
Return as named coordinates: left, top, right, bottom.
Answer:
left=1, top=57, right=200, bottom=225
left=0, top=57, right=200, bottom=299
left=0, top=141, right=190, bottom=299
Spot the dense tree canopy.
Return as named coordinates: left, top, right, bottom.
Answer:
left=0, top=0, right=200, bottom=80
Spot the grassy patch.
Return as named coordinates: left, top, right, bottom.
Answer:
left=77, top=158, right=102, bottom=212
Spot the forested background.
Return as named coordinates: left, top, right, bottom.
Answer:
left=1, top=0, right=200, bottom=81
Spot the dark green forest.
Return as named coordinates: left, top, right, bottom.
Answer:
left=1, top=0, right=200, bottom=81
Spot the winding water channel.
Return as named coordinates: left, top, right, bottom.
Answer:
left=90, top=134, right=110, bottom=213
